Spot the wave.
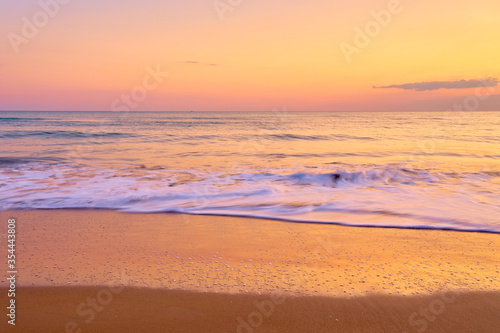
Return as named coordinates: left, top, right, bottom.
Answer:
left=268, top=134, right=331, bottom=141
left=285, top=168, right=439, bottom=187
left=0, top=117, right=45, bottom=121
left=177, top=211, right=499, bottom=234
left=1, top=164, right=498, bottom=232
left=0, top=130, right=137, bottom=139
left=151, top=121, right=227, bottom=126
left=259, top=134, right=375, bottom=141
left=0, top=156, right=65, bottom=165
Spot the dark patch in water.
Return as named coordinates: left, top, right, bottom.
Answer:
left=0, top=117, right=45, bottom=121
left=0, top=131, right=136, bottom=139
left=331, top=173, right=341, bottom=185
left=0, top=156, right=64, bottom=165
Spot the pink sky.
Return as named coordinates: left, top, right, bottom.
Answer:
left=1, top=0, right=499, bottom=111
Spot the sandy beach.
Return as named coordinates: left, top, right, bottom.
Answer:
left=1, top=210, right=499, bottom=332
left=3, top=0, right=500, bottom=330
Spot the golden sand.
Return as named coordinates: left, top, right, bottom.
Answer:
left=1, top=210, right=499, bottom=332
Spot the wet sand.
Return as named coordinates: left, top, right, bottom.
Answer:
left=2, top=287, right=499, bottom=332
left=1, top=210, right=499, bottom=332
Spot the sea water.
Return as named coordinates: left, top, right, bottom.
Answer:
left=1, top=111, right=499, bottom=232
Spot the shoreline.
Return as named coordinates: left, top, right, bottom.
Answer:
left=11, top=208, right=500, bottom=234
left=1, top=209, right=499, bottom=332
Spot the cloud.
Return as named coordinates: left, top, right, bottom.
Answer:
left=373, top=78, right=498, bottom=91
left=181, top=61, right=219, bottom=66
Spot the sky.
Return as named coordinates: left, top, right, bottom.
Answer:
left=1, top=0, right=499, bottom=111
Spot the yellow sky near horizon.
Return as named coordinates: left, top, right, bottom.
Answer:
left=1, top=0, right=499, bottom=111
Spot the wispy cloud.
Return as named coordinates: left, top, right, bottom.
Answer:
left=181, top=61, right=219, bottom=66
left=373, top=78, right=498, bottom=91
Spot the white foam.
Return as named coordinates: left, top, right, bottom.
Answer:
left=1, top=164, right=499, bottom=232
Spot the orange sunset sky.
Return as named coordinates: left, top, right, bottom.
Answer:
left=1, top=0, right=499, bottom=111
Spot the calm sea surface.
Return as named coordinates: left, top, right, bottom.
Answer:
left=1, top=111, right=499, bottom=232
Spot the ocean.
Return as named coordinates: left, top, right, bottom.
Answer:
left=1, top=111, right=499, bottom=232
